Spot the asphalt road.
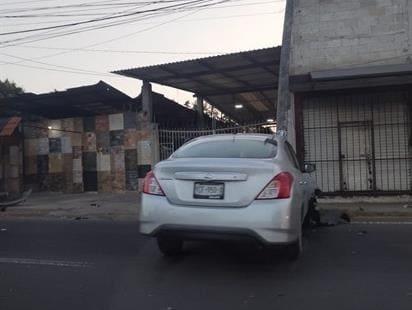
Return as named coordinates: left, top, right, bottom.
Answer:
left=1, top=220, right=412, bottom=310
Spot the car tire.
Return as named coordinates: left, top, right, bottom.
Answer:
left=303, top=197, right=320, bottom=228
left=157, top=236, right=183, bottom=256
left=286, top=228, right=303, bottom=261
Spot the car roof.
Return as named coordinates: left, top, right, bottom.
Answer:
left=192, top=133, right=274, bottom=142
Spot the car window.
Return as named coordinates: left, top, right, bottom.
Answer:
left=285, top=142, right=300, bottom=170
left=173, top=138, right=277, bottom=159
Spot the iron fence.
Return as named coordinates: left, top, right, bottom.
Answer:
left=301, top=91, right=412, bottom=195
left=158, top=122, right=276, bottom=160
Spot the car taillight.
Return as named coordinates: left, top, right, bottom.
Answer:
left=256, top=172, right=293, bottom=200
left=143, top=171, right=165, bottom=196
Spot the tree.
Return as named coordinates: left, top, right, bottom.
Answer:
left=0, top=79, right=24, bottom=99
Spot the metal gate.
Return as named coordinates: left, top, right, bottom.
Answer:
left=339, top=121, right=374, bottom=192
left=158, top=122, right=276, bottom=160
left=302, top=91, right=412, bottom=195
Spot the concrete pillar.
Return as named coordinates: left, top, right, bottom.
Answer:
left=287, top=96, right=296, bottom=150
left=276, top=0, right=294, bottom=132
left=195, top=95, right=205, bottom=128
left=141, top=81, right=153, bottom=124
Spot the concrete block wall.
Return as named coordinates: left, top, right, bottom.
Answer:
left=291, top=0, right=412, bottom=74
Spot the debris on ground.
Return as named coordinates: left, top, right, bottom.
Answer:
left=356, top=230, right=368, bottom=236
left=0, top=188, right=32, bottom=210
left=0, top=228, right=7, bottom=232
left=315, top=210, right=351, bottom=227
left=340, top=212, right=351, bottom=223
left=74, top=216, right=89, bottom=220
left=90, top=201, right=101, bottom=207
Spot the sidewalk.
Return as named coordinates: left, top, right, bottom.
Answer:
left=318, top=197, right=412, bottom=222
left=0, top=192, right=139, bottom=221
left=2, top=192, right=412, bottom=222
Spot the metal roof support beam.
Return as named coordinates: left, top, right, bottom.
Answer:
left=195, top=95, right=205, bottom=128
left=159, top=66, right=224, bottom=94
left=151, top=61, right=275, bottom=83
left=241, top=54, right=279, bottom=77
left=141, top=80, right=153, bottom=125
left=200, top=85, right=277, bottom=97
left=196, top=60, right=265, bottom=120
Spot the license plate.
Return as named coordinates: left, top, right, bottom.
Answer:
left=194, top=182, right=224, bottom=200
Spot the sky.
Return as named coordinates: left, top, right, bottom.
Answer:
left=0, top=0, right=285, bottom=104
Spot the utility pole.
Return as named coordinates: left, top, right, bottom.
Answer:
left=276, top=0, right=294, bottom=132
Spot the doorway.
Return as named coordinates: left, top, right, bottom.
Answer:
left=339, top=121, right=374, bottom=192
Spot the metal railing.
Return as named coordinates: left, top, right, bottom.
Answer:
left=158, top=122, right=276, bottom=160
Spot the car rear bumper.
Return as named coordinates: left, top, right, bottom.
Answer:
left=139, top=194, right=302, bottom=244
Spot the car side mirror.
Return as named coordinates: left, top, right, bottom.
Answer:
left=303, top=163, right=316, bottom=173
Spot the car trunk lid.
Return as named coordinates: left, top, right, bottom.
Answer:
left=155, top=158, right=277, bottom=207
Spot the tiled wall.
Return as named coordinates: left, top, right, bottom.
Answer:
left=0, top=137, right=23, bottom=194
left=23, top=112, right=156, bottom=193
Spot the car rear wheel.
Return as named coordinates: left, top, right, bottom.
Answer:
left=303, top=197, right=320, bottom=228
left=157, top=236, right=183, bottom=256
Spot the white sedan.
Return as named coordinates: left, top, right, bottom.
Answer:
left=140, top=133, right=318, bottom=259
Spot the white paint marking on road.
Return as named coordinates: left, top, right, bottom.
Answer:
left=352, top=221, right=412, bottom=225
left=0, top=257, right=92, bottom=268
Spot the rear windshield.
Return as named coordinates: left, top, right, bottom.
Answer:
left=173, top=139, right=277, bottom=159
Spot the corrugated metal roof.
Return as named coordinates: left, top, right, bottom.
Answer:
left=1, top=81, right=135, bottom=119
left=113, top=47, right=281, bottom=122
left=0, top=116, right=21, bottom=137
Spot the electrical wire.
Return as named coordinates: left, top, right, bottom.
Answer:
left=0, top=1, right=198, bottom=17
left=0, top=59, right=126, bottom=78
left=0, top=51, right=119, bottom=76
left=1, top=0, right=283, bottom=27
left=0, top=1, right=194, bottom=13
left=0, top=0, right=283, bottom=78
left=1, top=0, right=281, bottom=18
left=0, top=4, right=218, bottom=76
left=0, top=2, right=183, bottom=45
left=0, top=0, right=139, bottom=7
left=0, top=0, right=235, bottom=47
left=0, top=0, right=278, bottom=47
left=1, top=10, right=283, bottom=59
left=9, top=10, right=282, bottom=56
left=2, top=8, right=281, bottom=27
left=0, top=0, right=63, bottom=6
left=0, top=0, right=213, bottom=35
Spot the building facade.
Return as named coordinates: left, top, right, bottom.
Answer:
left=290, top=0, right=412, bottom=195
left=1, top=82, right=196, bottom=194
left=0, top=118, right=23, bottom=194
